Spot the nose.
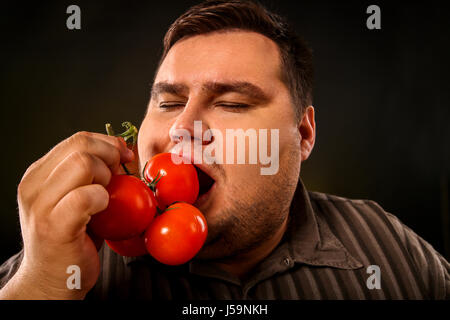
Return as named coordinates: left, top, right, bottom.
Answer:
left=169, top=102, right=212, bottom=146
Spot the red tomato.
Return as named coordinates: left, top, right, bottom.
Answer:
left=144, top=202, right=208, bottom=265
left=143, top=153, right=199, bottom=210
left=106, top=233, right=147, bottom=257
left=88, top=175, right=157, bottom=241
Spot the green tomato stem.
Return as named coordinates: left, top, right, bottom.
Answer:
left=144, top=170, right=164, bottom=192
left=105, top=122, right=137, bottom=175
left=117, top=121, right=138, bottom=146
left=105, top=123, right=115, bottom=136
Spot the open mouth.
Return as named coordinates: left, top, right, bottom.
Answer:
left=195, top=165, right=215, bottom=197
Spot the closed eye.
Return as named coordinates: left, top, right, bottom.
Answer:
left=158, top=102, right=251, bottom=112
left=216, top=103, right=251, bottom=112
left=159, top=102, right=185, bottom=110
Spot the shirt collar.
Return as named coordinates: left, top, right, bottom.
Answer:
left=285, top=178, right=363, bottom=269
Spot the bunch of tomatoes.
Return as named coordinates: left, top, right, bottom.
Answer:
left=87, top=123, right=207, bottom=266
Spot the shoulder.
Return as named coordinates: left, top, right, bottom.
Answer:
left=308, top=190, right=401, bottom=233
left=308, top=190, right=450, bottom=299
left=309, top=190, right=420, bottom=241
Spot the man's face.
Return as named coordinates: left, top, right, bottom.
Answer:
left=138, top=31, right=303, bottom=259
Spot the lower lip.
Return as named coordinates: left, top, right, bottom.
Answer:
left=194, top=182, right=216, bottom=209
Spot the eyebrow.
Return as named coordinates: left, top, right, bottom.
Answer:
left=151, top=82, right=189, bottom=99
left=151, top=81, right=270, bottom=102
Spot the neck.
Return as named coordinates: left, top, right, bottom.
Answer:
left=211, top=217, right=288, bottom=280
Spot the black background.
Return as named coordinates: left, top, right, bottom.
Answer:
left=0, top=0, right=449, bottom=264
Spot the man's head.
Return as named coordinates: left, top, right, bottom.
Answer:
left=138, top=0, right=316, bottom=260
left=160, top=0, right=314, bottom=120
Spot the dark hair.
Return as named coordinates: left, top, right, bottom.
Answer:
left=158, top=0, right=314, bottom=119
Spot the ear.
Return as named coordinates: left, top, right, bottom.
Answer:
left=298, top=106, right=316, bottom=161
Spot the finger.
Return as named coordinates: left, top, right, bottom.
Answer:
left=25, top=132, right=134, bottom=185
left=124, top=143, right=140, bottom=177
left=58, top=132, right=134, bottom=172
left=35, top=151, right=112, bottom=215
left=50, top=184, right=109, bottom=242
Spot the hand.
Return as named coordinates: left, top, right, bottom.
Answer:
left=0, top=131, right=134, bottom=299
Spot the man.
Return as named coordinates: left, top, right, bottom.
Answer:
left=0, top=0, right=448, bottom=300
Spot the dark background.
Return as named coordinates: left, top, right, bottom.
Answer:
left=0, top=0, right=449, bottom=264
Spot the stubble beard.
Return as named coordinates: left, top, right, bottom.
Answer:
left=196, top=147, right=301, bottom=261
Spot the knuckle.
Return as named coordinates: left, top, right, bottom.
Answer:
left=17, top=180, right=28, bottom=201
left=18, top=173, right=37, bottom=206
left=70, top=131, right=92, bottom=150
left=17, top=183, right=33, bottom=210
left=69, top=151, right=94, bottom=177
left=18, top=159, right=41, bottom=195
left=71, top=188, right=92, bottom=213
left=22, top=159, right=40, bottom=179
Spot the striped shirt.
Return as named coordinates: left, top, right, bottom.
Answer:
left=1, top=179, right=449, bottom=299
